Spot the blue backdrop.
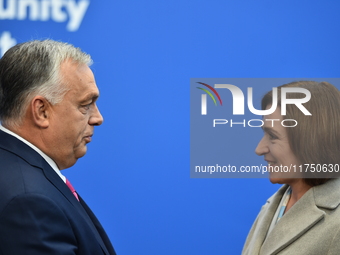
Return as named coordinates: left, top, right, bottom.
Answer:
left=1, top=0, right=339, bottom=254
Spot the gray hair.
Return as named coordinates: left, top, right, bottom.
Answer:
left=0, top=39, right=92, bottom=127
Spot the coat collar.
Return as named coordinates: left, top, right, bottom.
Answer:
left=260, top=178, right=340, bottom=254
left=0, top=130, right=73, bottom=205
left=242, top=185, right=287, bottom=254
left=314, top=178, right=340, bottom=209
left=0, top=129, right=48, bottom=169
left=0, top=130, right=110, bottom=255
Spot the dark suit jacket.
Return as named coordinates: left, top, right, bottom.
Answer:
left=0, top=130, right=116, bottom=255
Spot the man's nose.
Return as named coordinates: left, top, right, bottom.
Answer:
left=89, top=104, right=104, bottom=126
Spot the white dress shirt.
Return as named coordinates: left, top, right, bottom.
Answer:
left=0, top=125, right=66, bottom=183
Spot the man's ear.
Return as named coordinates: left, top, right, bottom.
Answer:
left=31, top=96, right=50, bottom=128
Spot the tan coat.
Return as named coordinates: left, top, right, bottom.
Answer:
left=242, top=178, right=340, bottom=255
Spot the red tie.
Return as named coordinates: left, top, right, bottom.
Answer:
left=66, top=179, right=79, bottom=201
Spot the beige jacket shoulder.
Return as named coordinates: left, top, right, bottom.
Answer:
left=242, top=178, right=340, bottom=255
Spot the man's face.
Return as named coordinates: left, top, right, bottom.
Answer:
left=44, top=60, right=103, bottom=169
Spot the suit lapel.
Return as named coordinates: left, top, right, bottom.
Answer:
left=78, top=196, right=116, bottom=255
left=42, top=164, right=112, bottom=255
left=243, top=179, right=340, bottom=255
left=260, top=187, right=325, bottom=254
left=243, top=185, right=287, bottom=254
left=0, top=131, right=112, bottom=255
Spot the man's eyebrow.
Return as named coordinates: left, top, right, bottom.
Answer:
left=80, top=93, right=99, bottom=103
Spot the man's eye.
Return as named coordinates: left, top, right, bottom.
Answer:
left=82, top=103, right=91, bottom=110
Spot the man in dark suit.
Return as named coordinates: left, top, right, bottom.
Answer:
left=0, top=40, right=116, bottom=254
